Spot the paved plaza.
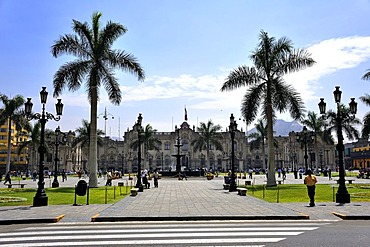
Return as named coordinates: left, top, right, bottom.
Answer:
left=0, top=173, right=370, bottom=224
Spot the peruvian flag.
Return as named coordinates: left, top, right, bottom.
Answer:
left=185, top=106, right=188, bottom=121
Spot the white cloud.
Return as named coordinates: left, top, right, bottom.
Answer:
left=59, top=36, right=370, bottom=128
left=285, top=36, right=370, bottom=103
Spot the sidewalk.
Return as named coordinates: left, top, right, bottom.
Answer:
left=0, top=175, right=370, bottom=225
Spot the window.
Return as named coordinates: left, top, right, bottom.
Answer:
left=165, top=142, right=171, bottom=150
left=182, top=139, right=189, bottom=152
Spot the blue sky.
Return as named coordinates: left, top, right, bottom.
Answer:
left=1, top=0, right=370, bottom=139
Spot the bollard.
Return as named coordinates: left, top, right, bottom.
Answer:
left=277, top=186, right=280, bottom=203
left=263, top=185, right=265, bottom=199
left=105, top=186, right=108, bottom=204
left=333, top=186, right=335, bottom=202
left=126, top=180, right=128, bottom=194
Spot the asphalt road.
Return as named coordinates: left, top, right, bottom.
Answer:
left=1, top=220, right=369, bottom=246
left=266, top=220, right=370, bottom=247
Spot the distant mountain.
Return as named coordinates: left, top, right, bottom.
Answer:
left=247, top=119, right=303, bottom=137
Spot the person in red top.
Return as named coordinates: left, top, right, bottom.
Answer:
left=304, top=169, right=318, bottom=207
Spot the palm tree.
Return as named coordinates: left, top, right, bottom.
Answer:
left=131, top=124, right=162, bottom=169
left=17, top=122, right=41, bottom=173
left=359, top=94, right=370, bottom=138
left=73, top=119, right=104, bottom=172
left=0, top=94, right=26, bottom=173
left=191, top=120, right=223, bottom=170
left=51, top=12, right=145, bottom=187
left=73, top=119, right=104, bottom=164
left=324, top=104, right=361, bottom=141
left=221, top=30, right=315, bottom=186
left=301, top=111, right=326, bottom=167
left=248, top=119, right=268, bottom=169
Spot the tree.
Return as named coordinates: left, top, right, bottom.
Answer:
left=221, top=30, right=315, bottom=186
left=248, top=119, right=268, bottom=169
left=324, top=104, right=361, bottom=141
left=131, top=124, right=162, bottom=169
left=73, top=120, right=104, bottom=170
left=51, top=12, right=145, bottom=187
left=17, top=122, right=41, bottom=173
left=0, top=94, right=26, bottom=173
left=301, top=111, right=326, bottom=167
left=191, top=120, right=223, bottom=170
left=73, top=119, right=104, bottom=149
left=359, top=94, right=370, bottom=138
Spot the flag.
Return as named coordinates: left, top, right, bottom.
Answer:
left=185, top=106, right=188, bottom=121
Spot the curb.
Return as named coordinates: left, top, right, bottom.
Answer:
left=332, top=212, right=370, bottom=220
left=0, top=214, right=65, bottom=225
left=91, top=215, right=310, bottom=222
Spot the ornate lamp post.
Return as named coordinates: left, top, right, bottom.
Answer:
left=229, top=113, right=238, bottom=192
left=296, top=126, right=314, bottom=173
left=25, top=87, right=63, bottom=207
left=318, top=85, right=357, bottom=204
left=47, top=126, right=67, bottom=188
left=134, top=113, right=144, bottom=192
left=172, top=126, right=185, bottom=173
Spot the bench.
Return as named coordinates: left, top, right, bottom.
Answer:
left=335, top=179, right=355, bottom=184
left=346, top=178, right=355, bottom=184
left=237, top=188, right=247, bottom=196
left=130, top=188, right=139, bottom=196
left=7, top=184, right=26, bottom=188
left=245, top=180, right=252, bottom=186
left=223, top=184, right=230, bottom=190
left=118, top=182, right=124, bottom=186
left=277, top=179, right=284, bottom=185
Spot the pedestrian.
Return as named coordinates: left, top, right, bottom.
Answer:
left=304, top=169, right=317, bottom=207
left=182, top=170, right=188, bottom=180
left=61, top=170, right=66, bottom=182
left=105, top=171, right=112, bottom=186
left=4, top=172, right=11, bottom=185
left=248, top=168, right=253, bottom=179
left=153, top=169, right=159, bottom=188
left=282, top=168, right=286, bottom=180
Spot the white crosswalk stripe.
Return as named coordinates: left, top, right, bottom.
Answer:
left=0, top=221, right=330, bottom=247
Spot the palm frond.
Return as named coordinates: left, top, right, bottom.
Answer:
left=362, top=69, right=370, bottom=80
left=221, top=66, right=258, bottom=92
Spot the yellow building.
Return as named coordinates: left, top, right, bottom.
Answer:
left=0, top=122, right=28, bottom=174
left=352, top=146, right=370, bottom=169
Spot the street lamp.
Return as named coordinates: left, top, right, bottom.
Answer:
left=25, top=87, right=63, bottom=206
left=318, top=85, right=357, bottom=204
left=47, top=126, right=67, bottom=188
left=229, top=113, right=238, bottom=192
left=134, top=113, right=144, bottom=192
left=296, top=126, right=315, bottom=173
left=98, top=107, right=114, bottom=136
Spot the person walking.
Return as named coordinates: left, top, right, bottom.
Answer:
left=4, top=172, right=11, bottom=185
left=153, top=169, right=159, bottom=188
left=304, top=169, right=317, bottom=207
left=105, top=171, right=112, bottom=186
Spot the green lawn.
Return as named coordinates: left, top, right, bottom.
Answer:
left=246, top=184, right=370, bottom=203
left=0, top=186, right=131, bottom=206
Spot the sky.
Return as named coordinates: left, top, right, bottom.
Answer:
left=1, top=0, right=370, bottom=140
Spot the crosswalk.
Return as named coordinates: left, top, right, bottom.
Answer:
left=0, top=221, right=330, bottom=246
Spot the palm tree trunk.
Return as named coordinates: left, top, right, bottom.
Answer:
left=266, top=103, right=277, bottom=186
left=207, top=149, right=210, bottom=170
left=88, top=86, right=98, bottom=187
left=6, top=118, right=12, bottom=173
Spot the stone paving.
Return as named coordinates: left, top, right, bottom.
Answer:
left=0, top=174, right=369, bottom=224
